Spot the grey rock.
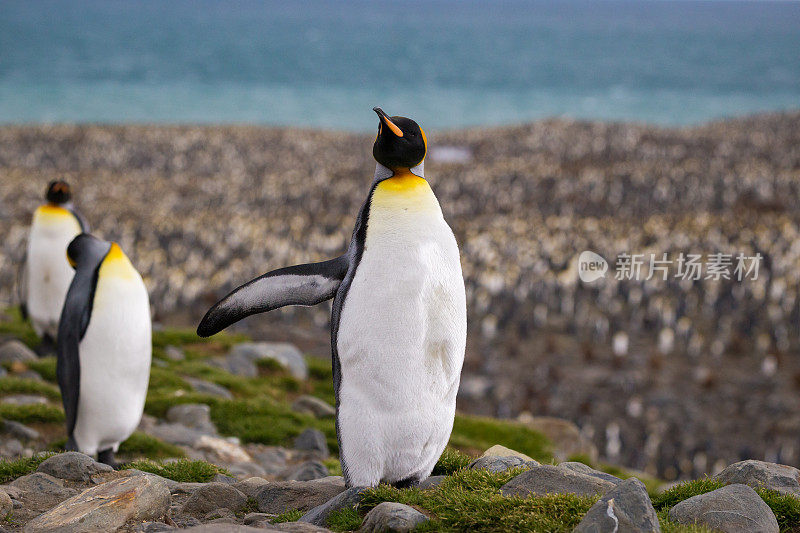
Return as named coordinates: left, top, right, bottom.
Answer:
left=1, top=394, right=48, bottom=405
left=165, top=403, right=217, bottom=435
left=251, top=446, right=290, bottom=476
left=574, top=478, right=660, bottom=533
left=256, top=479, right=346, bottom=514
left=36, top=452, right=113, bottom=482
left=559, top=462, right=624, bottom=485
left=668, top=484, right=778, bottom=533
left=211, top=352, right=258, bottom=377
left=213, top=473, right=240, bottom=484
left=271, top=523, right=334, bottom=533
left=500, top=464, right=616, bottom=497
left=23, top=474, right=171, bottom=533
left=714, top=460, right=800, bottom=497
left=294, top=429, right=330, bottom=458
left=0, top=366, right=6, bottom=377
left=291, top=396, right=336, bottom=418
left=0, top=438, right=24, bottom=457
left=243, top=512, right=273, bottom=525
left=360, top=502, right=428, bottom=532
left=467, top=455, right=527, bottom=473
left=122, top=469, right=179, bottom=491
left=2, top=420, right=41, bottom=441
left=171, top=482, right=205, bottom=494
left=231, top=342, right=308, bottom=380
left=186, top=376, right=234, bottom=399
left=180, top=526, right=267, bottom=533
left=16, top=370, right=43, bottom=381
left=0, top=340, right=37, bottom=362
left=134, top=523, right=175, bottom=533
left=203, top=507, right=238, bottom=521
left=418, top=476, right=446, bottom=490
left=164, top=345, right=185, bottom=361
left=180, top=482, right=247, bottom=516
left=227, top=461, right=268, bottom=479
left=0, top=489, right=12, bottom=520
left=300, top=486, right=369, bottom=526
left=11, top=472, right=70, bottom=495
left=235, top=477, right=271, bottom=498
left=286, top=460, right=329, bottom=481
left=148, top=422, right=205, bottom=446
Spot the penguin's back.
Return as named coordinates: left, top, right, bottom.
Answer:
left=74, top=244, right=151, bottom=455
left=26, top=205, right=83, bottom=338
left=336, top=173, right=467, bottom=486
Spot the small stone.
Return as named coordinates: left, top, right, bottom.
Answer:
left=559, top=462, right=624, bottom=485
left=668, top=484, right=778, bottom=533
left=0, top=340, right=37, bottom=363
left=294, top=429, right=329, bottom=458
left=286, top=460, right=329, bottom=481
left=230, top=342, right=308, bottom=380
left=135, top=522, right=175, bottom=533
left=36, top=452, right=113, bottom=482
left=250, top=446, right=290, bottom=476
left=185, top=377, right=233, bottom=399
left=179, top=526, right=266, bottom=532
left=300, top=486, right=369, bottom=526
left=227, top=461, right=268, bottom=479
left=500, top=464, right=616, bottom=498
left=11, top=472, right=67, bottom=494
left=213, top=473, right=239, bottom=484
left=714, top=460, right=800, bottom=497
left=574, top=478, right=660, bottom=533
left=271, top=524, right=334, bottom=533
left=468, top=456, right=528, bottom=473
left=203, top=507, right=237, bottom=522
left=255, top=479, right=346, bottom=514
left=164, top=345, right=185, bottom=361
left=195, top=435, right=253, bottom=464
left=148, top=422, right=205, bottom=446
left=360, top=502, right=428, bottom=532
left=418, top=476, right=445, bottom=490
left=242, top=512, right=273, bottom=525
left=480, top=444, right=535, bottom=463
left=23, top=474, right=170, bottom=533
left=2, top=420, right=41, bottom=441
left=291, top=396, right=336, bottom=418
left=0, top=489, right=12, bottom=519
left=517, top=415, right=598, bottom=463
left=1, top=394, right=48, bottom=405
left=165, top=404, right=217, bottom=435
left=181, top=482, right=247, bottom=517
left=235, top=477, right=271, bottom=498
left=16, top=370, right=43, bottom=381
left=211, top=352, right=258, bottom=377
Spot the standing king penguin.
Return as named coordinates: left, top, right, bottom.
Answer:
left=57, top=234, right=152, bottom=467
left=22, top=181, right=88, bottom=345
left=198, top=108, right=467, bottom=487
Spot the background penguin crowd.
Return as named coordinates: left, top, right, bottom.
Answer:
left=17, top=108, right=467, bottom=483
left=20, top=181, right=152, bottom=467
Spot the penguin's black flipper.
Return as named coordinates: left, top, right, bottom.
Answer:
left=56, top=234, right=110, bottom=437
left=197, top=254, right=351, bottom=337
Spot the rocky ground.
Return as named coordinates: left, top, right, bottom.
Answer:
left=1, top=112, right=799, bottom=480
left=2, top=314, right=800, bottom=532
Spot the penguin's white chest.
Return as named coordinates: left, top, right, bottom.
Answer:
left=26, top=206, right=82, bottom=338
left=336, top=175, right=467, bottom=486
left=73, top=250, right=151, bottom=455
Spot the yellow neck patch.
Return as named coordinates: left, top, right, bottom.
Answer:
left=376, top=171, right=427, bottom=194
left=34, top=204, right=81, bottom=232
left=99, top=243, right=137, bottom=280
left=371, top=170, right=438, bottom=215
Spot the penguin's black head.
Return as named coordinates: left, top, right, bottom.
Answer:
left=372, top=107, right=426, bottom=170
left=66, top=233, right=109, bottom=270
left=46, top=180, right=72, bottom=205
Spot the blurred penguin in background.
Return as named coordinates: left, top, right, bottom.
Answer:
left=20, top=180, right=88, bottom=351
left=57, top=234, right=151, bottom=467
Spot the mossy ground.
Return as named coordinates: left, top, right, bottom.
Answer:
left=3, top=308, right=800, bottom=531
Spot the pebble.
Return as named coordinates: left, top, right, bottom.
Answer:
left=500, top=464, right=617, bottom=498
left=180, top=482, right=247, bottom=517
left=165, top=404, right=217, bottom=435
left=285, top=461, right=329, bottom=481
left=255, top=479, right=346, bottom=514
left=185, top=377, right=234, bottom=399
left=36, top=452, right=113, bottom=482
left=359, top=502, right=429, bottom=533
left=574, top=478, right=659, bottom=533
left=0, top=340, right=37, bottom=363
left=294, top=429, right=330, bottom=458
left=2, top=420, right=41, bottom=441
left=230, top=342, right=308, bottom=380
left=714, top=459, right=800, bottom=497
left=300, top=486, right=369, bottom=527
left=668, top=484, right=779, bottom=533
left=291, top=396, right=336, bottom=419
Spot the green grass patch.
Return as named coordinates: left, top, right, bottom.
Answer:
left=432, top=447, right=472, bottom=475
left=360, top=467, right=595, bottom=532
left=118, top=432, right=186, bottom=459
left=0, top=308, right=40, bottom=349
left=0, top=402, right=64, bottom=423
left=755, top=488, right=800, bottom=532
left=24, top=357, right=57, bottom=383
left=324, top=457, right=343, bottom=476
left=0, top=377, right=61, bottom=400
left=0, top=452, right=56, bottom=483
left=651, top=479, right=726, bottom=511
left=273, top=509, right=304, bottom=523
left=147, top=366, right=191, bottom=392
left=449, top=414, right=551, bottom=462
left=122, top=459, right=228, bottom=482
left=152, top=327, right=247, bottom=351
left=327, top=507, right=363, bottom=532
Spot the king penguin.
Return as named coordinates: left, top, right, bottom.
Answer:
left=21, top=180, right=89, bottom=346
left=57, top=233, right=152, bottom=467
left=198, top=107, right=467, bottom=488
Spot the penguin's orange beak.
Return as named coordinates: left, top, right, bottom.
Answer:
left=373, top=107, right=403, bottom=137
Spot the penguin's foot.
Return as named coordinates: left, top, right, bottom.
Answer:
left=391, top=476, right=420, bottom=489
left=65, top=436, right=79, bottom=452
left=34, top=335, right=56, bottom=357
left=97, top=448, right=119, bottom=469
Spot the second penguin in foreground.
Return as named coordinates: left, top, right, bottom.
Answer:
left=198, top=108, right=467, bottom=488
left=57, top=234, right=152, bottom=467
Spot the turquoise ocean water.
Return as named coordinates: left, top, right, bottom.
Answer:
left=1, top=0, right=798, bottom=131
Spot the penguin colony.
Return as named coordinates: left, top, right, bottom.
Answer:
left=21, top=108, right=467, bottom=484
